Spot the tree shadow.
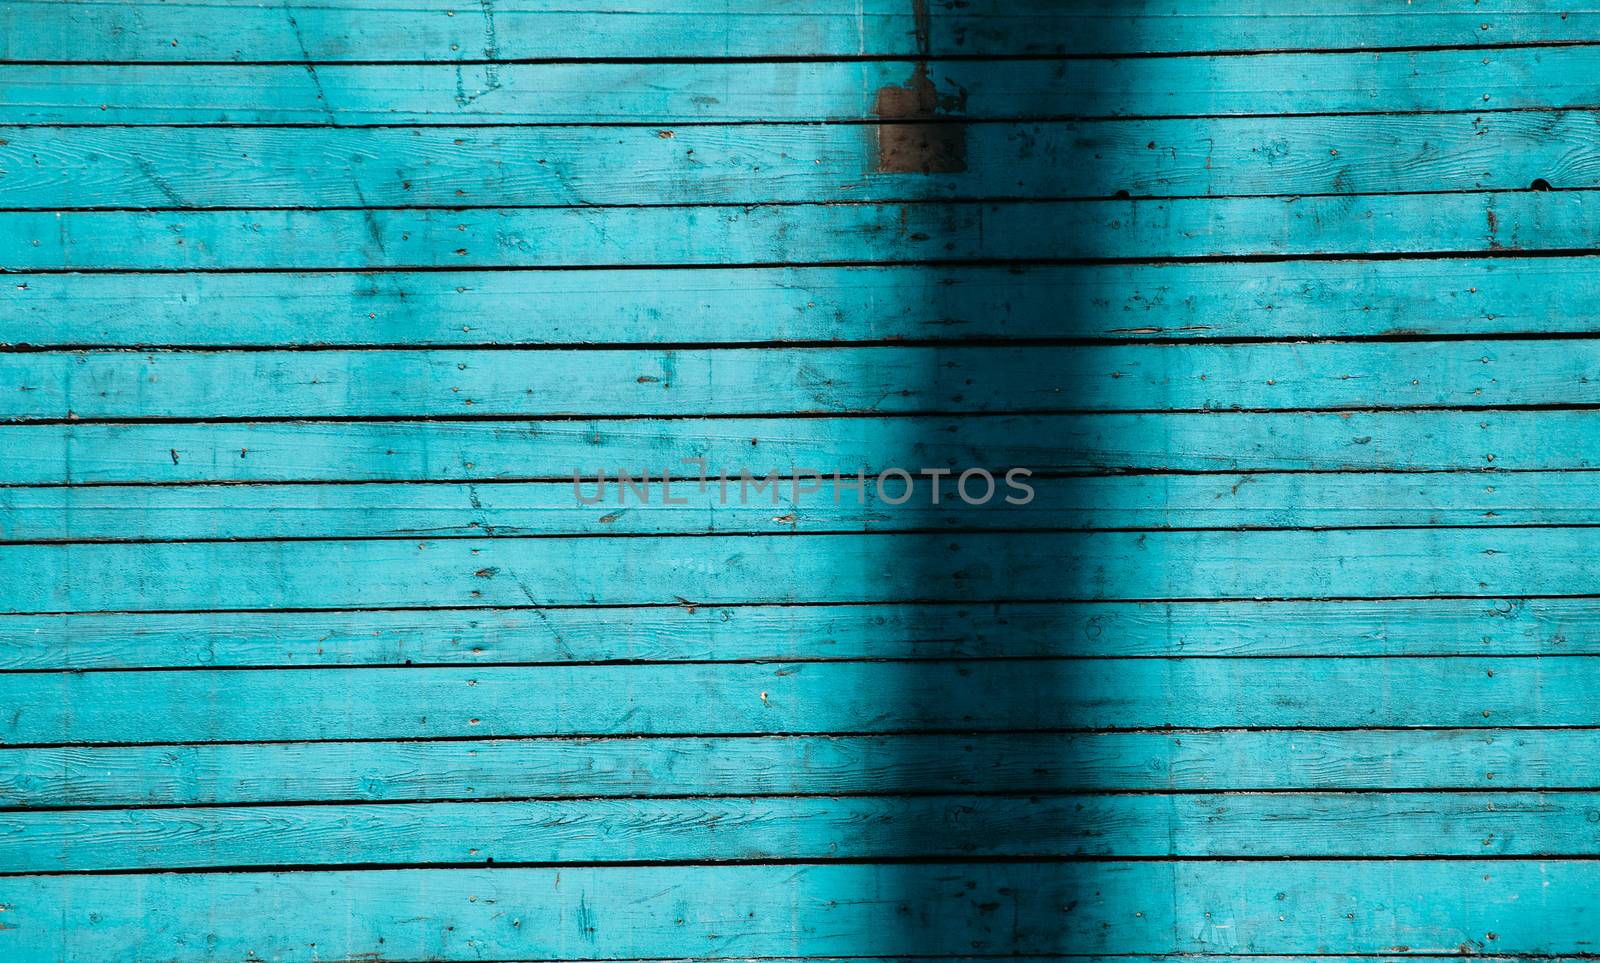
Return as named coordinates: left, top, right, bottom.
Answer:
left=878, top=10, right=1091, bottom=954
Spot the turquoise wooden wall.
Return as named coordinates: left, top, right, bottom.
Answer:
left=4, top=0, right=1600, bottom=959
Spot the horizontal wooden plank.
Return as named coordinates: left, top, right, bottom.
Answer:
left=0, top=345, right=1062, bottom=419
left=0, top=60, right=1053, bottom=124
left=1159, top=860, right=1600, bottom=953
left=7, top=792, right=1598, bottom=872
left=4, top=410, right=1600, bottom=483
left=0, top=532, right=1051, bottom=611
left=0, top=660, right=1067, bottom=743
left=8, top=957, right=1059, bottom=963
left=0, top=203, right=1032, bottom=270
left=6, top=471, right=1596, bottom=544
left=9, top=112, right=1600, bottom=209
left=0, top=0, right=1065, bottom=61
left=7, top=1, right=1591, bottom=61
left=12, top=338, right=1600, bottom=420
left=8, top=861, right=1600, bottom=957
left=0, top=265, right=1070, bottom=347
left=7, top=193, right=1596, bottom=270
left=4, top=728, right=1594, bottom=808
left=10, top=48, right=1600, bottom=124
left=1066, top=255, right=1600, bottom=341
left=0, top=414, right=1055, bottom=483
left=21, top=528, right=1600, bottom=612
left=0, top=795, right=1054, bottom=869
left=0, top=733, right=1082, bottom=806
left=0, top=123, right=1056, bottom=209
left=1033, top=1, right=1600, bottom=54
left=0, top=863, right=1071, bottom=960
left=5, top=656, right=1597, bottom=743
left=1, top=597, right=1595, bottom=671
left=1036, top=953, right=1600, bottom=959
left=1102, top=790, right=1600, bottom=857
left=1083, top=108, right=1600, bottom=196
left=0, top=475, right=1160, bottom=541
left=17, top=0, right=1600, bottom=62
left=0, top=475, right=1070, bottom=541
left=5, top=258, right=1598, bottom=347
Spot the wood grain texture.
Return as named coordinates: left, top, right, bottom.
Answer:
left=0, top=0, right=1067, bottom=60
left=1018, top=1, right=1600, bottom=54
left=5, top=728, right=1596, bottom=808
left=1, top=203, right=1044, bottom=270
left=21, top=528, right=1600, bottom=612
left=7, top=792, right=1600, bottom=872
left=7, top=861, right=1600, bottom=958
left=2, top=597, right=1596, bottom=671
left=7, top=192, right=1597, bottom=270
left=0, top=863, right=1073, bottom=960
left=0, top=345, right=1078, bottom=419
left=11, top=338, right=1600, bottom=420
left=7, top=258, right=1600, bottom=347
left=0, top=60, right=1054, bottom=124
left=6, top=1, right=1590, bottom=61
left=3, top=655, right=1594, bottom=744
left=9, top=0, right=1595, bottom=955
left=10, top=47, right=1600, bottom=124
left=0, top=659, right=1071, bottom=743
left=7, top=471, right=1596, bottom=544
left=0, top=733, right=1091, bottom=807
left=8, top=410, right=1600, bottom=484
left=0, top=265, right=1073, bottom=347
left=0, top=414, right=1051, bottom=483
left=0, top=794, right=1068, bottom=870
left=0, top=123, right=1052, bottom=208
left=9, top=112, right=1600, bottom=209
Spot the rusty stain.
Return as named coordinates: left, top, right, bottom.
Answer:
left=873, top=68, right=967, bottom=174
left=871, top=0, right=966, bottom=174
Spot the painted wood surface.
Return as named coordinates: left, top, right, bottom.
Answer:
left=7, top=861, right=1600, bottom=959
left=13, top=47, right=1600, bottom=124
left=0, top=863, right=1074, bottom=960
left=4, top=728, right=1596, bottom=809
left=5, top=122, right=1056, bottom=208
left=13, top=410, right=1600, bottom=484
left=14, top=791, right=1600, bottom=872
left=29, top=527, right=1600, bottom=610
left=1, top=596, right=1597, bottom=671
left=0, top=733, right=1098, bottom=807
left=6, top=1, right=1592, bottom=60
left=4, top=656, right=1593, bottom=744
left=8, top=1, right=1600, bottom=958
left=2, top=265, right=1075, bottom=347
left=9, top=192, right=1600, bottom=270
left=8, top=258, right=1600, bottom=347
left=10, top=112, right=1600, bottom=209
left=9, top=470, right=1600, bottom=542
left=0, top=1, right=1057, bottom=60
left=0, top=60, right=1051, bottom=124
left=13, top=338, right=1600, bottom=420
